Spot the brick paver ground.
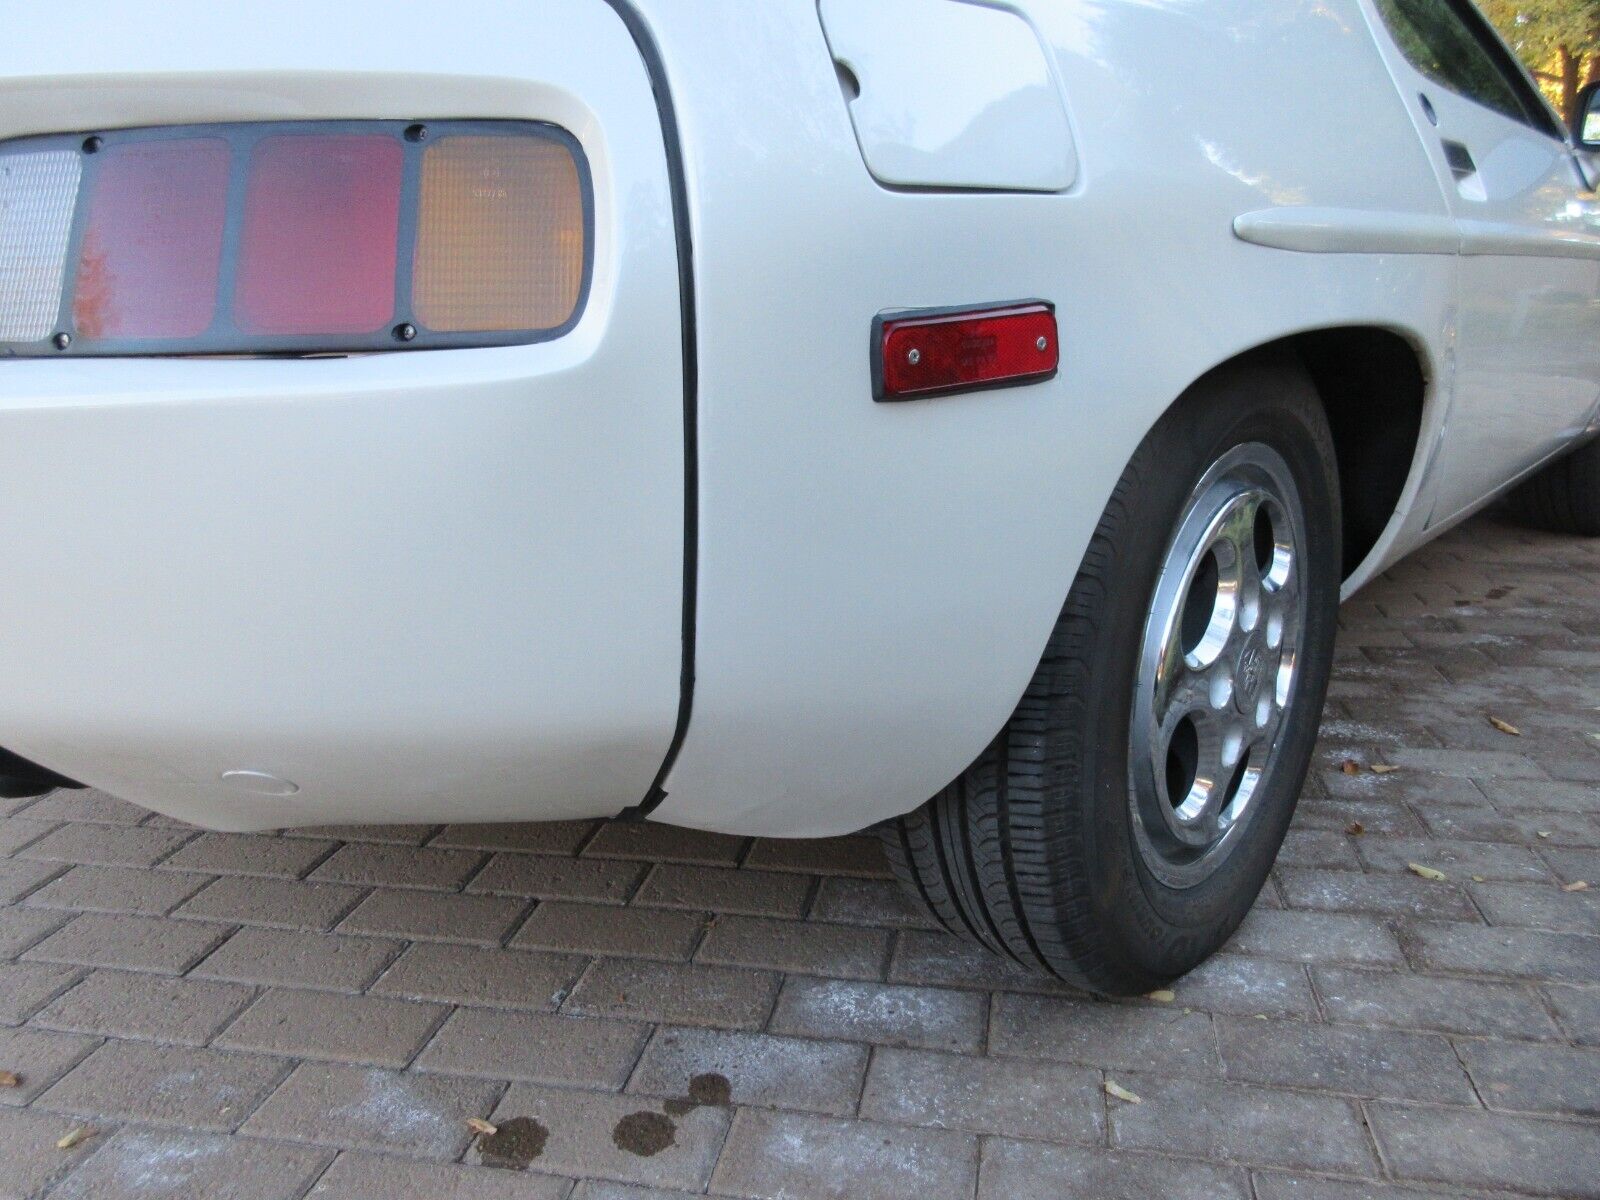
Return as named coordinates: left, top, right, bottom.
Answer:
left=2, top=511, right=1598, bottom=1199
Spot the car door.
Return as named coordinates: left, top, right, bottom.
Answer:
left=1365, top=0, right=1600, bottom=526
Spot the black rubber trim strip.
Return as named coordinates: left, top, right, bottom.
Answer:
left=601, top=0, right=698, bottom=822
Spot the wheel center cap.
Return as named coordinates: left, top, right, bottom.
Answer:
left=1236, top=641, right=1266, bottom=709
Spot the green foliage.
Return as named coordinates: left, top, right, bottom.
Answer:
left=1481, top=0, right=1600, bottom=67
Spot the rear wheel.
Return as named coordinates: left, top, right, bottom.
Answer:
left=1506, top=438, right=1600, bottom=536
left=882, top=356, right=1341, bottom=994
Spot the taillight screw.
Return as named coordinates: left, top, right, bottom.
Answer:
left=393, top=323, right=417, bottom=343
left=404, top=124, right=428, bottom=143
left=51, top=332, right=71, bottom=351
left=907, top=348, right=922, bottom=365
left=1036, top=336, right=1049, bottom=352
left=81, top=136, right=103, bottom=154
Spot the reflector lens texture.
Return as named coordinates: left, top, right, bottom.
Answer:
left=235, top=134, right=402, bottom=335
left=0, top=149, right=81, bottom=341
left=414, top=135, right=584, bottom=332
left=73, top=139, right=230, bottom=339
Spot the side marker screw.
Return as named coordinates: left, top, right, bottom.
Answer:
left=393, top=323, right=417, bottom=343
left=1036, top=336, right=1049, bottom=352
left=52, top=332, right=71, bottom=351
left=907, top=348, right=921, bottom=365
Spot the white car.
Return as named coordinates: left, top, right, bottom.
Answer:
left=1, top=0, right=1597, bottom=993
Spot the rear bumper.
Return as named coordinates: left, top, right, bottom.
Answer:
left=0, top=0, right=686, bottom=829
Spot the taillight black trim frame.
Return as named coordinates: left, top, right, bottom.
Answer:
left=0, top=118, right=594, bottom=358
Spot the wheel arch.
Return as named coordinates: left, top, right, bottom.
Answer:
left=1183, top=325, right=1433, bottom=587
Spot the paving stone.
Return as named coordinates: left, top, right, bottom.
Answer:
left=1314, top=966, right=1560, bottom=1040
left=1457, top=1039, right=1600, bottom=1118
left=628, top=1026, right=868, bottom=1117
left=0, top=859, right=62, bottom=905
left=161, top=833, right=337, bottom=879
left=860, top=1046, right=1101, bottom=1142
left=697, top=915, right=888, bottom=979
left=339, top=888, right=528, bottom=946
left=1250, top=1175, right=1477, bottom=1200
left=1368, top=1101, right=1600, bottom=1196
left=16, top=824, right=191, bottom=869
left=1275, top=867, right=1478, bottom=921
left=1490, top=777, right=1600, bottom=812
left=309, top=843, right=484, bottom=891
left=174, top=875, right=366, bottom=931
left=430, top=821, right=598, bottom=855
left=990, top=995, right=1219, bottom=1075
left=416, top=1008, right=649, bottom=1088
left=1109, top=1074, right=1376, bottom=1175
left=50, top=1127, right=330, bottom=1200
left=809, top=877, right=937, bottom=929
left=308, top=1151, right=570, bottom=1200
left=243, top=1063, right=503, bottom=1159
left=887, top=929, right=1077, bottom=994
left=1227, top=909, right=1405, bottom=966
left=0, top=960, right=77, bottom=1025
left=633, top=864, right=811, bottom=919
left=372, top=942, right=586, bottom=1011
left=216, top=990, right=447, bottom=1069
left=1470, top=880, right=1600, bottom=933
left=467, top=855, right=645, bottom=903
left=1274, top=830, right=1363, bottom=871
left=0, top=1026, right=99, bottom=1105
left=24, top=913, right=228, bottom=975
left=1541, top=844, right=1600, bottom=886
left=17, top=790, right=149, bottom=826
left=24, top=864, right=211, bottom=916
left=570, top=1185, right=701, bottom=1200
left=565, top=959, right=779, bottom=1031
left=582, top=822, right=747, bottom=866
left=486, top=1081, right=731, bottom=1191
left=1546, top=984, right=1600, bottom=1044
left=743, top=836, right=889, bottom=878
left=1384, top=747, right=1545, bottom=780
left=38, top=1041, right=286, bottom=1131
left=1409, top=799, right=1525, bottom=842
left=194, top=928, right=401, bottom=993
left=1402, top=920, right=1600, bottom=983
left=0, top=907, right=68, bottom=957
left=769, top=978, right=985, bottom=1053
left=0, top=1105, right=106, bottom=1200
left=1216, top=1017, right=1474, bottom=1102
left=0, top=819, right=63, bottom=859
left=1167, top=954, right=1317, bottom=1018
left=711, top=1108, right=975, bottom=1200
left=34, top=972, right=254, bottom=1046
left=1357, top=837, right=1551, bottom=882
left=1291, top=797, right=1424, bottom=837
left=510, top=901, right=705, bottom=961
left=978, top=1140, right=1251, bottom=1200
left=292, top=824, right=442, bottom=845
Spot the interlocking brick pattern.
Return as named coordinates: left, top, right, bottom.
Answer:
left=1, top=513, right=1597, bottom=1198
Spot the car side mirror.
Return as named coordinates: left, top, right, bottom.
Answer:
left=1576, top=82, right=1600, bottom=150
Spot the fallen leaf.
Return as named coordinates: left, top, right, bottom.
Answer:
left=1488, top=716, right=1521, bottom=737
left=1562, top=881, right=1589, bottom=893
left=466, top=1118, right=498, bottom=1137
left=1537, top=831, right=1552, bottom=839
left=1370, top=764, right=1401, bottom=775
left=1346, top=821, right=1366, bottom=837
left=1147, top=989, right=1176, bottom=1004
left=1104, top=1080, right=1141, bottom=1104
left=1341, top=759, right=1362, bottom=775
left=56, top=1127, right=94, bottom=1151
left=1472, top=875, right=1486, bottom=883
left=1409, top=863, right=1448, bottom=882
left=0, top=1071, right=19, bottom=1089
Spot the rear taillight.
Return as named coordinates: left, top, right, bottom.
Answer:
left=0, top=120, right=591, bottom=356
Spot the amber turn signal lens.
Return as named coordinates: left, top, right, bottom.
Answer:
left=412, top=135, right=585, bottom=334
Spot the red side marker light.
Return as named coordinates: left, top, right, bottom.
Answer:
left=875, top=302, right=1058, bottom=401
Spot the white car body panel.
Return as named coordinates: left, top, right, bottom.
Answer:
left=0, top=0, right=1594, bottom=834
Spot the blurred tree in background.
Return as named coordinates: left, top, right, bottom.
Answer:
left=1482, top=0, right=1600, bottom=125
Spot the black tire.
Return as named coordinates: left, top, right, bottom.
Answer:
left=1506, top=438, right=1600, bottom=536
left=882, top=355, right=1341, bottom=995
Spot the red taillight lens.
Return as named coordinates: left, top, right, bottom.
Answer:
left=876, top=303, right=1059, bottom=400
left=72, top=138, right=230, bottom=339
left=0, top=120, right=591, bottom=356
left=235, top=134, right=403, bottom=335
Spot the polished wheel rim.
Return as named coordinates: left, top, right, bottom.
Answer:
left=1129, top=442, right=1308, bottom=889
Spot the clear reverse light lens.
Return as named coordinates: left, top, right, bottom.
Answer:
left=0, top=149, right=81, bottom=342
